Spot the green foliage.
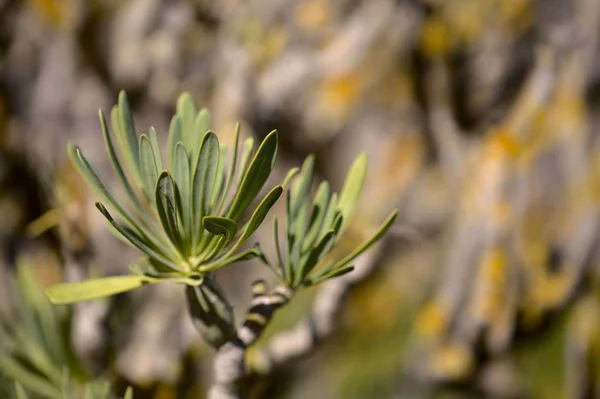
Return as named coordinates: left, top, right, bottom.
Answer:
left=270, top=154, right=397, bottom=289
left=0, top=263, right=131, bottom=398
left=43, top=90, right=396, bottom=350
left=47, top=91, right=282, bottom=304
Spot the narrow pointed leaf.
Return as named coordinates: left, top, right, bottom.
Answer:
left=295, top=229, right=336, bottom=287
left=96, top=202, right=182, bottom=269
left=99, top=109, right=145, bottom=214
left=217, top=123, right=241, bottom=215
left=235, top=137, right=255, bottom=188
left=139, top=134, right=159, bottom=202
left=302, top=181, right=330, bottom=252
left=273, top=216, right=287, bottom=282
left=338, top=152, right=368, bottom=232
left=190, top=108, right=211, bottom=164
left=319, top=192, right=338, bottom=239
left=156, top=172, right=183, bottom=249
left=199, top=247, right=262, bottom=272
left=209, top=146, right=228, bottom=212
left=173, top=143, right=191, bottom=246
left=332, top=210, right=397, bottom=270
left=177, top=92, right=198, bottom=152
left=0, top=357, right=61, bottom=399
left=228, top=130, right=278, bottom=221
left=14, top=382, right=28, bottom=399
left=291, top=155, right=315, bottom=216
left=124, top=387, right=134, bottom=399
left=193, top=132, right=220, bottom=245
left=115, top=91, right=141, bottom=183
left=283, top=167, right=300, bottom=188
left=224, top=185, right=282, bottom=257
left=168, top=115, right=183, bottom=170
left=308, top=264, right=355, bottom=285
left=149, top=126, right=164, bottom=170
left=45, top=275, right=152, bottom=305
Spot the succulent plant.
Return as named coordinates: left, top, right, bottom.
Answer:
left=46, top=92, right=283, bottom=303
left=44, top=91, right=396, bottom=351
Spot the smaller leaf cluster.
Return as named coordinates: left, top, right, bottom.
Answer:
left=269, top=154, right=397, bottom=289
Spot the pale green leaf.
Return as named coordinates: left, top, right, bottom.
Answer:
left=337, top=152, right=368, bottom=233
left=45, top=275, right=152, bottom=305
left=332, top=210, right=397, bottom=270
left=139, top=134, right=159, bottom=202
left=115, top=91, right=141, bottom=183
left=0, top=357, right=61, bottom=399
left=167, top=115, right=183, bottom=170
left=227, top=130, right=278, bottom=221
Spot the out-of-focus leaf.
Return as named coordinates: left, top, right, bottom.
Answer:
left=0, top=357, right=61, bottom=398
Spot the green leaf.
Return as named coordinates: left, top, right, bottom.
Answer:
left=202, top=216, right=237, bottom=248
left=332, top=210, right=397, bottom=270
left=156, top=172, right=183, bottom=250
left=123, top=387, right=134, bottom=399
left=61, top=368, right=72, bottom=399
left=69, top=141, right=178, bottom=260
left=115, top=91, right=141, bottom=184
left=192, top=132, right=220, bottom=246
left=167, top=115, right=183, bottom=170
left=291, top=155, right=315, bottom=217
left=173, top=143, right=191, bottom=248
left=318, top=192, right=338, bottom=239
left=224, top=185, right=282, bottom=257
left=14, top=382, right=28, bottom=399
left=338, top=152, right=368, bottom=233
left=235, top=137, right=255, bottom=188
left=139, top=134, right=160, bottom=203
left=273, top=217, right=287, bottom=283
left=295, top=229, right=336, bottom=287
left=96, top=202, right=182, bottom=269
left=199, top=247, right=262, bottom=272
left=99, top=109, right=145, bottom=216
left=68, top=143, right=143, bottom=235
left=302, top=181, right=330, bottom=253
left=228, top=130, right=278, bottom=221
left=190, top=108, right=211, bottom=164
left=149, top=127, right=164, bottom=171
left=308, top=264, right=355, bottom=285
left=216, top=123, right=241, bottom=215
left=282, top=167, right=299, bottom=188
left=0, top=357, right=61, bottom=399
left=16, top=265, right=67, bottom=375
left=177, top=92, right=198, bottom=153
left=209, top=146, right=228, bottom=212
left=45, top=275, right=152, bottom=305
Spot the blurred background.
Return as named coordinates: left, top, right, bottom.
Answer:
left=1, top=0, right=600, bottom=398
